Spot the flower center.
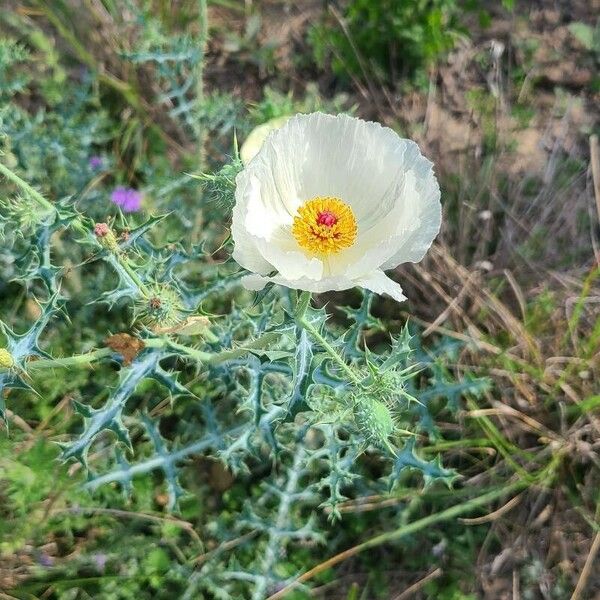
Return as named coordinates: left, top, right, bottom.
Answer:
left=316, top=210, right=338, bottom=227
left=292, top=196, right=357, bottom=256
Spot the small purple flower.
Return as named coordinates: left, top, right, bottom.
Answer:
left=38, top=553, right=54, bottom=567
left=111, top=186, right=142, bottom=213
left=93, top=553, right=108, bottom=571
left=89, top=156, right=103, bottom=170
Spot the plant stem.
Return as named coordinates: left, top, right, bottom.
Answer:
left=118, top=255, right=152, bottom=298
left=0, top=161, right=56, bottom=213
left=24, top=340, right=211, bottom=370
left=299, top=318, right=358, bottom=383
left=295, top=292, right=361, bottom=385
left=145, top=338, right=212, bottom=363
left=196, top=0, right=209, bottom=166
left=27, top=348, right=113, bottom=371
left=25, top=333, right=276, bottom=373
left=197, top=0, right=208, bottom=104
left=153, top=332, right=283, bottom=365
left=421, top=438, right=494, bottom=453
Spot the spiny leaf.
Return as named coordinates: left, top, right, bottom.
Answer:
left=140, top=414, right=186, bottom=511
left=61, top=345, right=193, bottom=466
left=287, top=326, right=314, bottom=416
left=389, top=437, right=457, bottom=489
left=85, top=419, right=244, bottom=506
left=0, top=293, right=61, bottom=422
left=339, top=291, right=384, bottom=357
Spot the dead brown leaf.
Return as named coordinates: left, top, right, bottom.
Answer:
left=104, top=333, right=145, bottom=366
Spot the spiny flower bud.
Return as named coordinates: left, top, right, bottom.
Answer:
left=1, top=196, right=54, bottom=233
left=353, top=395, right=395, bottom=452
left=136, top=284, right=186, bottom=328
left=368, top=368, right=416, bottom=411
left=0, top=348, right=15, bottom=370
left=93, top=222, right=119, bottom=252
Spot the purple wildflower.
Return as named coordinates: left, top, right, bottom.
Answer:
left=38, top=553, right=54, bottom=567
left=111, top=186, right=142, bottom=213
left=93, top=553, right=108, bottom=571
left=89, top=155, right=103, bottom=170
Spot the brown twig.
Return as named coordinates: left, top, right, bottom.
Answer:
left=590, top=135, right=600, bottom=229
left=512, top=568, right=521, bottom=600
left=590, top=134, right=600, bottom=264
left=423, top=268, right=479, bottom=337
left=459, top=492, right=523, bottom=525
left=570, top=530, right=600, bottom=600
left=391, top=567, right=443, bottom=600
left=4, top=409, right=34, bottom=434
left=190, top=531, right=257, bottom=565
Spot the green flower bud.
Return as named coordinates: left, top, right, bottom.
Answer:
left=353, top=395, right=395, bottom=451
left=136, top=284, right=185, bottom=328
left=0, top=196, right=54, bottom=233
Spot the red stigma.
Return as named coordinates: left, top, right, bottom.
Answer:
left=316, top=210, right=337, bottom=227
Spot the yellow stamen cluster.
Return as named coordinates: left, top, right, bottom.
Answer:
left=292, top=196, right=357, bottom=256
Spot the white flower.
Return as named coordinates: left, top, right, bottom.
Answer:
left=231, top=112, right=441, bottom=302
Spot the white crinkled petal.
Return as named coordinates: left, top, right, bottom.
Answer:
left=328, top=143, right=441, bottom=278
left=241, top=270, right=406, bottom=302
left=241, top=273, right=360, bottom=295
left=355, top=270, right=406, bottom=302
left=259, top=112, right=416, bottom=224
left=255, top=231, right=323, bottom=281
left=231, top=174, right=274, bottom=275
left=379, top=154, right=441, bottom=269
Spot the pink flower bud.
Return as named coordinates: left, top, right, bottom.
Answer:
left=94, top=223, right=110, bottom=237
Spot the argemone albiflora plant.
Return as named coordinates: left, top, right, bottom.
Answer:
left=0, top=105, right=488, bottom=597
left=0, top=23, right=493, bottom=597
left=232, top=112, right=441, bottom=301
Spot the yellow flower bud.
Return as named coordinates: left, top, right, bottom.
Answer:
left=240, top=116, right=291, bottom=165
left=0, top=348, right=15, bottom=370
